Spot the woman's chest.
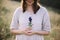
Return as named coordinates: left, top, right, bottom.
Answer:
left=18, top=13, right=43, bottom=26
left=18, top=12, right=44, bottom=31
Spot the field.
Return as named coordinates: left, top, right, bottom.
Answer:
left=0, top=0, right=60, bottom=40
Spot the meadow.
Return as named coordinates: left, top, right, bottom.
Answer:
left=0, top=0, right=60, bottom=40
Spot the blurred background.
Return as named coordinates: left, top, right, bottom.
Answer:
left=0, top=0, right=60, bottom=40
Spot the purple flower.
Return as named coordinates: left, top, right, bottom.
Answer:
left=29, top=17, right=32, bottom=23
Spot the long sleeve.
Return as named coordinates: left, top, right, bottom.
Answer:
left=42, top=8, right=51, bottom=32
left=10, top=7, right=20, bottom=30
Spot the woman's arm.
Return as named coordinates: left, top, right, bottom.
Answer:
left=10, top=29, right=24, bottom=35
left=34, top=31, right=50, bottom=35
left=34, top=7, right=51, bottom=36
left=10, top=7, right=24, bottom=35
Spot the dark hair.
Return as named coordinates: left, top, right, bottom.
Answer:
left=22, top=0, right=40, bottom=14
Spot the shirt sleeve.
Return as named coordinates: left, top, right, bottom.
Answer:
left=42, top=8, right=51, bottom=32
left=10, top=7, right=20, bottom=30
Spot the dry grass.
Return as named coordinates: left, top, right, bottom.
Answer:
left=2, top=0, right=21, bottom=24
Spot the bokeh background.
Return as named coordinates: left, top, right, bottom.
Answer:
left=0, top=0, right=60, bottom=40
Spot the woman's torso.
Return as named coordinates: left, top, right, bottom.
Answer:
left=15, top=6, right=45, bottom=40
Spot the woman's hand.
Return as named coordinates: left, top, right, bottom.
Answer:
left=23, top=28, right=36, bottom=36
left=27, top=30, right=36, bottom=36
left=24, top=30, right=35, bottom=36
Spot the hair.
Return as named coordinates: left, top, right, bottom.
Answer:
left=22, top=0, right=40, bottom=14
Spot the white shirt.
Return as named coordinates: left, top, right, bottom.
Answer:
left=10, top=6, right=51, bottom=40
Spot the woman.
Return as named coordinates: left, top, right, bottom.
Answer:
left=10, top=0, right=51, bottom=40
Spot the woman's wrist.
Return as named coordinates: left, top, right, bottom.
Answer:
left=19, top=30, right=24, bottom=34
left=33, top=31, right=41, bottom=35
left=33, top=31, right=38, bottom=34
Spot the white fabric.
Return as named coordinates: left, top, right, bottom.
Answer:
left=10, top=6, right=51, bottom=40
